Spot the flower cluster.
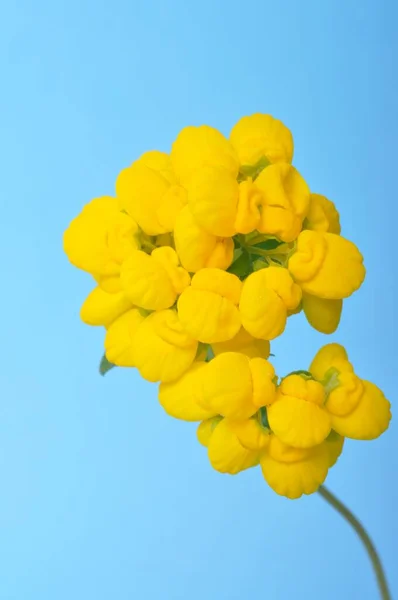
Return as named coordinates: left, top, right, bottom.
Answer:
left=64, top=113, right=391, bottom=499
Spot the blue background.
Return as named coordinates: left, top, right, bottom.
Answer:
left=1, top=1, right=396, bottom=598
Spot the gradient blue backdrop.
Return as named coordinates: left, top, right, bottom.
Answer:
left=1, top=1, right=397, bottom=598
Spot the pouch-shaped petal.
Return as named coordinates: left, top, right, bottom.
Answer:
left=239, top=267, right=302, bottom=340
left=304, top=193, right=341, bottom=234
left=228, top=417, right=270, bottom=450
left=171, top=125, right=239, bottom=186
left=212, top=327, right=270, bottom=359
left=309, top=343, right=354, bottom=381
left=199, top=352, right=276, bottom=419
left=188, top=166, right=239, bottom=236
left=288, top=231, right=365, bottom=299
left=197, top=417, right=223, bottom=447
left=116, top=151, right=186, bottom=235
left=80, top=286, right=132, bottom=327
left=121, top=247, right=190, bottom=310
left=207, top=418, right=262, bottom=474
left=174, top=206, right=234, bottom=272
left=230, top=113, right=294, bottom=166
left=104, top=308, right=146, bottom=367
left=260, top=435, right=331, bottom=499
left=130, top=309, right=198, bottom=383
left=302, top=293, right=342, bottom=334
left=159, top=363, right=217, bottom=421
left=63, top=196, right=140, bottom=278
left=177, top=269, right=242, bottom=343
left=330, top=380, right=391, bottom=440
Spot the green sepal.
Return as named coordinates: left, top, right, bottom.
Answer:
left=227, top=249, right=252, bottom=278
left=99, top=354, right=116, bottom=376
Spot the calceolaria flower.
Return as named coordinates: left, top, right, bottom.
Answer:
left=64, top=113, right=390, bottom=501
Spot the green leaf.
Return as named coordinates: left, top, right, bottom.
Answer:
left=99, top=354, right=116, bottom=376
left=251, top=238, right=283, bottom=251
left=227, top=249, right=252, bottom=277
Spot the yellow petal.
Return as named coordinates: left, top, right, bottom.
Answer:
left=239, top=267, right=301, bottom=340
left=302, top=293, right=342, bottom=334
left=63, top=196, right=140, bottom=276
left=279, top=375, right=325, bottom=406
left=325, top=431, right=345, bottom=468
left=177, top=270, right=242, bottom=344
left=171, top=125, right=239, bottom=186
left=121, top=247, right=190, bottom=311
left=174, top=206, right=234, bottom=272
left=260, top=435, right=331, bottom=499
left=212, top=327, right=270, bottom=359
left=230, top=113, right=294, bottom=165
left=187, top=166, right=239, bottom=237
left=326, top=372, right=364, bottom=416
left=104, top=309, right=145, bottom=366
left=330, top=381, right=391, bottom=440
left=197, top=417, right=223, bottom=447
left=80, top=287, right=132, bottom=327
left=288, top=231, right=365, bottom=299
left=249, top=358, right=277, bottom=408
left=159, top=363, right=217, bottom=421
left=130, top=309, right=198, bottom=383
left=309, top=343, right=354, bottom=381
left=268, top=395, right=331, bottom=448
left=304, top=193, right=341, bottom=234
left=207, top=418, right=261, bottom=474
left=228, top=417, right=270, bottom=450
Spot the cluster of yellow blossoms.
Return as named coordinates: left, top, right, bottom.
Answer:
left=64, top=113, right=391, bottom=499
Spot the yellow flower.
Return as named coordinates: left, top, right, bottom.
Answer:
left=288, top=230, right=365, bottom=299
left=212, top=327, right=270, bottom=359
left=302, top=293, right=343, bottom=334
left=63, top=197, right=140, bottom=290
left=310, top=344, right=391, bottom=440
left=230, top=113, right=294, bottom=166
left=121, top=247, right=190, bottom=311
left=304, top=193, right=341, bottom=234
left=80, top=286, right=132, bottom=327
left=260, top=432, right=344, bottom=499
left=174, top=206, right=234, bottom=272
left=201, top=418, right=265, bottom=474
left=130, top=309, right=198, bottom=383
left=267, top=375, right=332, bottom=448
left=171, top=125, right=239, bottom=186
left=188, top=166, right=239, bottom=236
left=234, top=164, right=309, bottom=241
left=159, top=363, right=218, bottom=421
left=177, top=269, right=242, bottom=343
left=104, top=308, right=146, bottom=367
left=198, top=352, right=276, bottom=419
left=116, top=151, right=187, bottom=235
left=239, top=267, right=302, bottom=340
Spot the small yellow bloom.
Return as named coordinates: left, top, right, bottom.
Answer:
left=80, top=286, right=132, bottom=327
left=159, top=363, right=218, bottom=421
left=63, top=197, right=140, bottom=286
left=171, top=125, right=239, bottom=186
left=239, top=267, right=302, bottom=340
left=230, top=113, right=294, bottom=165
left=188, top=166, right=239, bottom=237
left=310, top=344, right=391, bottom=440
left=104, top=308, right=146, bottom=367
left=302, top=293, right=343, bottom=334
left=304, top=193, right=341, bottom=234
left=130, top=309, right=198, bottom=383
left=198, top=352, right=276, bottom=419
left=174, top=206, right=234, bottom=272
left=205, top=418, right=264, bottom=474
left=260, top=432, right=343, bottom=499
left=212, top=327, right=270, bottom=359
left=121, top=247, right=190, bottom=311
left=267, top=375, right=332, bottom=448
left=288, top=230, right=365, bottom=299
left=177, top=269, right=242, bottom=343
left=116, top=151, right=187, bottom=235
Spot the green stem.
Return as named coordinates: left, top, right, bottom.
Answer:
left=318, top=485, right=391, bottom=600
